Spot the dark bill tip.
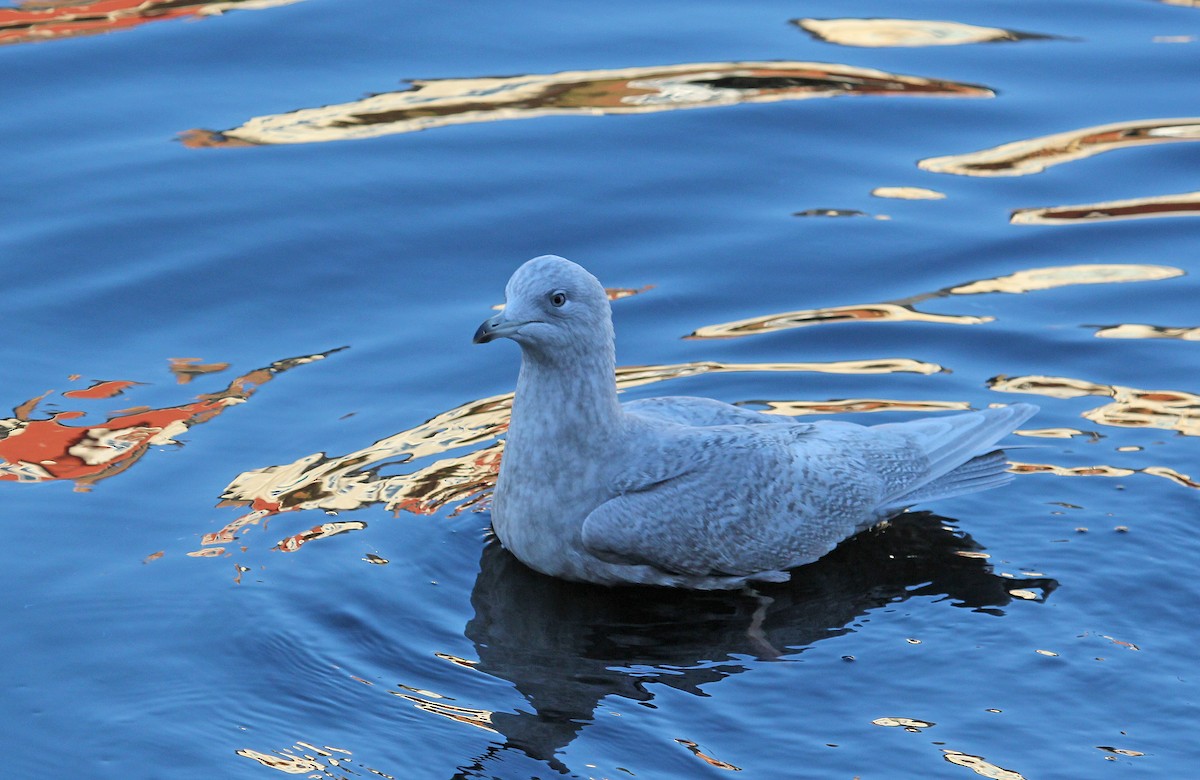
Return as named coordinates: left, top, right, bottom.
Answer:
left=473, top=320, right=497, bottom=344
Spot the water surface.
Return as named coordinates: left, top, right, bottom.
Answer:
left=4, top=1, right=1199, bottom=777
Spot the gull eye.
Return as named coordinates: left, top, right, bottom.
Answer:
left=549, top=291, right=567, bottom=308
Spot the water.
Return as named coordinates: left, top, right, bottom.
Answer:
left=3, top=1, right=1198, bottom=777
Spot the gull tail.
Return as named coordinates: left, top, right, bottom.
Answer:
left=876, top=402, right=1039, bottom=514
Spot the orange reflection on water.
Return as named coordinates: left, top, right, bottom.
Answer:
left=794, top=18, right=1053, bottom=47
left=0, top=0, right=302, bottom=47
left=180, top=61, right=992, bottom=147
left=686, top=264, right=1180, bottom=340
left=61, top=380, right=141, bottom=400
left=1012, top=191, right=1200, bottom=224
left=0, top=349, right=341, bottom=490
left=275, top=520, right=367, bottom=552
left=991, top=374, right=1200, bottom=436
left=920, top=118, right=1200, bottom=177
left=675, top=739, right=742, bottom=771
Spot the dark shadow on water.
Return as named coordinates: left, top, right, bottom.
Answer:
left=454, top=511, right=1057, bottom=778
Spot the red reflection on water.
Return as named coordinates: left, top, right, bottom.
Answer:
left=0, top=0, right=301, bottom=47
left=0, top=348, right=342, bottom=490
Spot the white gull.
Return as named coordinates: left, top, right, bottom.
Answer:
left=473, top=255, right=1037, bottom=589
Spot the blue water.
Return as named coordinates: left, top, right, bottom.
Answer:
left=4, top=1, right=1199, bottom=778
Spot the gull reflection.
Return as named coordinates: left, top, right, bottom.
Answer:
left=0, top=0, right=303, bottom=47
left=180, top=61, right=992, bottom=147
left=1011, top=191, right=1200, bottom=224
left=449, top=514, right=1055, bottom=777
left=794, top=18, right=1056, bottom=48
left=920, top=118, right=1200, bottom=177
left=686, top=263, right=1182, bottom=339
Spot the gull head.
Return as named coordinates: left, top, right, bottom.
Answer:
left=473, top=255, right=615, bottom=356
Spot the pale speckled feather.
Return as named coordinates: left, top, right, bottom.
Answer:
left=478, top=255, right=1037, bottom=589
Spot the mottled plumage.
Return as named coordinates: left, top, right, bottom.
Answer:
left=474, top=255, right=1037, bottom=589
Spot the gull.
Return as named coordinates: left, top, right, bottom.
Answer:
left=473, top=255, right=1036, bottom=589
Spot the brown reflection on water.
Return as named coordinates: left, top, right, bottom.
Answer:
left=180, top=61, right=992, bottom=147
left=991, top=374, right=1200, bottom=436
left=1012, top=191, right=1200, bottom=225
left=686, top=263, right=1180, bottom=339
left=1091, top=323, right=1200, bottom=341
left=168, top=356, right=230, bottom=384
left=688, top=301, right=989, bottom=339
left=0, top=0, right=302, bottom=47
left=1011, top=461, right=1198, bottom=489
left=389, top=690, right=496, bottom=732
left=920, top=118, right=1200, bottom=177
left=209, top=359, right=944, bottom=550
left=794, top=18, right=1054, bottom=47
left=0, top=348, right=342, bottom=490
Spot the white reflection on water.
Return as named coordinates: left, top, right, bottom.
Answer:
left=1011, top=191, right=1200, bottom=225
left=180, top=61, right=992, bottom=147
left=990, top=374, right=1200, bottom=436
left=794, top=17, right=1055, bottom=48
left=687, top=264, right=1183, bottom=339
left=920, top=118, right=1200, bottom=177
